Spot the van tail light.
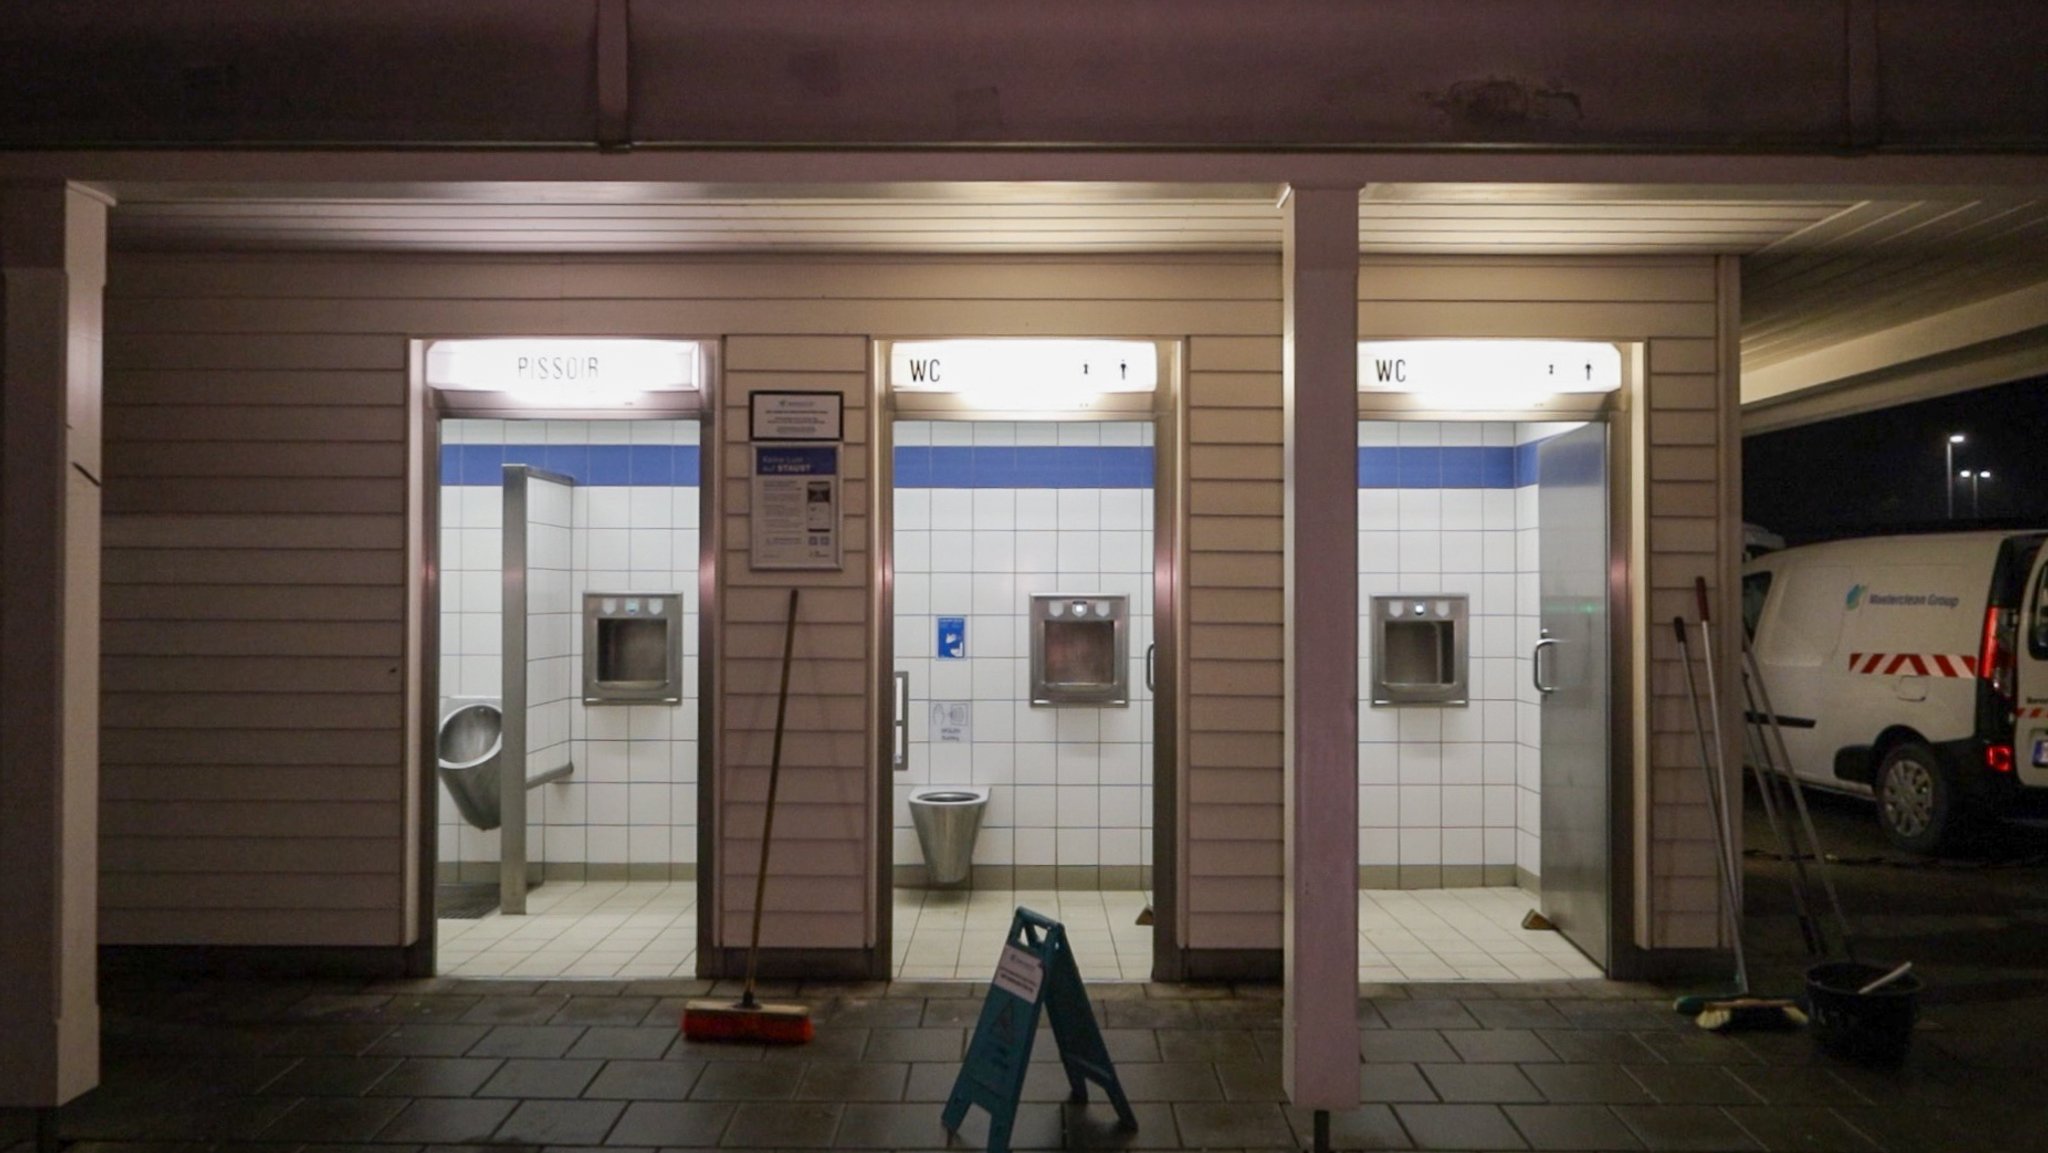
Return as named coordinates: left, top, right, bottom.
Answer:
left=1980, top=606, right=2018, bottom=706
left=1988, top=743, right=2015, bottom=774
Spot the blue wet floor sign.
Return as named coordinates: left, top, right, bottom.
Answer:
left=942, top=908, right=1136, bottom=1153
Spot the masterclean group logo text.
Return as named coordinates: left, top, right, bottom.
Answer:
left=1847, top=585, right=1960, bottom=610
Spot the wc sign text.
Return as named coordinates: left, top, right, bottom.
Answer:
left=889, top=339, right=1159, bottom=394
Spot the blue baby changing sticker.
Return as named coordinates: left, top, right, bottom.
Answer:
left=937, top=616, right=967, bottom=659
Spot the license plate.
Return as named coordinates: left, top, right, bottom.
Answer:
left=2035, top=738, right=2048, bottom=768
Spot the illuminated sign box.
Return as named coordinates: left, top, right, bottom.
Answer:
left=424, top=339, right=701, bottom=393
left=1358, top=340, right=1621, bottom=402
left=889, top=339, right=1158, bottom=397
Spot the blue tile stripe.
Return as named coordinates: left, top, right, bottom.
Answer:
left=440, top=444, right=700, bottom=486
left=894, top=446, right=1153, bottom=488
left=1357, top=446, right=1544, bottom=488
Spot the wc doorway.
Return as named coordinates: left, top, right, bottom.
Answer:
left=1354, top=413, right=1621, bottom=981
left=874, top=338, right=1181, bottom=983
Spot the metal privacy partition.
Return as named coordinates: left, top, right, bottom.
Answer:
left=500, top=464, right=578, bottom=914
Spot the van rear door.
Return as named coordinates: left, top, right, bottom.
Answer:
left=2014, top=535, right=2048, bottom=787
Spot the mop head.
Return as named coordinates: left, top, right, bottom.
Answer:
left=681, top=998, right=814, bottom=1044
left=1693, top=998, right=1807, bottom=1033
left=1673, top=991, right=1740, bottom=1016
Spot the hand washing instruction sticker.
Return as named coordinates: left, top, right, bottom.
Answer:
left=992, top=944, right=1045, bottom=1004
left=931, top=701, right=971, bottom=744
left=937, top=616, right=966, bottom=659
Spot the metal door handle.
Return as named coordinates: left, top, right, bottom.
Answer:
left=893, top=670, right=910, bottom=769
left=1532, top=637, right=1560, bottom=695
left=1145, top=643, right=1157, bottom=692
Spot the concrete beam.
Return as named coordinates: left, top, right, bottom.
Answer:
left=0, top=1, right=2044, bottom=152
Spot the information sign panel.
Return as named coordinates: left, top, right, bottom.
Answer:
left=749, top=445, right=841, bottom=570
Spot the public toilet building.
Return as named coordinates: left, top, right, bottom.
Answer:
left=4, top=0, right=2046, bottom=1118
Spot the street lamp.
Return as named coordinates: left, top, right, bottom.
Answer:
left=1960, top=469, right=1992, bottom=517
left=1945, top=433, right=1966, bottom=518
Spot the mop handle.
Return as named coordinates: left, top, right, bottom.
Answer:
left=1673, top=616, right=1748, bottom=994
left=743, top=587, right=801, bottom=1004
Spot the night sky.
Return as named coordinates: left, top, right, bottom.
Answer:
left=1743, top=374, right=2048, bottom=546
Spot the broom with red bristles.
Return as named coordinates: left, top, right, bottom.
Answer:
left=682, top=588, right=814, bottom=1045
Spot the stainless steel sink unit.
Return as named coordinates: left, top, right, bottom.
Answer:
left=1369, top=593, right=1470, bottom=706
left=1029, top=593, right=1130, bottom=706
left=583, top=592, right=684, bottom=704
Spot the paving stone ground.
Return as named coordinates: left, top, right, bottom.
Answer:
left=3, top=966, right=2044, bottom=1153
left=5, top=792, right=2046, bottom=1150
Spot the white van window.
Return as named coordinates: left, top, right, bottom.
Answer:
left=1741, top=572, right=1773, bottom=641
left=1754, top=565, right=1849, bottom=668
left=2031, top=560, right=2048, bottom=659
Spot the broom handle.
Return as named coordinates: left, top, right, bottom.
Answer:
left=744, top=587, right=800, bottom=1004
left=1692, top=580, right=1742, bottom=940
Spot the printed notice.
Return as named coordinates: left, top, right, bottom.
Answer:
left=992, top=944, right=1045, bottom=1004
left=931, top=701, right=972, bottom=744
left=750, top=390, right=844, bottom=442
left=750, top=445, right=841, bottom=570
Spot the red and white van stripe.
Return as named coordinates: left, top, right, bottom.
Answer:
left=1846, top=652, right=1978, bottom=677
left=2021, top=705, right=2048, bottom=719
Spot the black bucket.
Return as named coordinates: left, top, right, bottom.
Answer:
left=1805, top=961, right=1922, bottom=1066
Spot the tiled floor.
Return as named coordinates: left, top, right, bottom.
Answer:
left=441, top=882, right=1598, bottom=983
left=437, top=881, right=699, bottom=979
left=893, top=888, right=1154, bottom=982
left=1358, top=888, right=1604, bottom=982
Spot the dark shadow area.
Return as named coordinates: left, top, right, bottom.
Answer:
left=1744, top=375, right=2048, bottom=546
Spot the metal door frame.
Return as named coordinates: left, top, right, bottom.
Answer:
left=869, top=337, right=1185, bottom=981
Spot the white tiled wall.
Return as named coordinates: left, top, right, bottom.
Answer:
left=892, top=420, right=1154, bottom=883
left=438, top=418, right=702, bottom=880
left=1358, top=420, right=1579, bottom=885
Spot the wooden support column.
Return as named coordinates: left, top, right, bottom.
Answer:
left=0, top=181, right=107, bottom=1111
left=1280, top=185, right=1360, bottom=1112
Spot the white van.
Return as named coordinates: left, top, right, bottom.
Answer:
left=1741, top=530, right=2048, bottom=853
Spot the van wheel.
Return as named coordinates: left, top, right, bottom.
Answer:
left=1876, top=741, right=1961, bottom=854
